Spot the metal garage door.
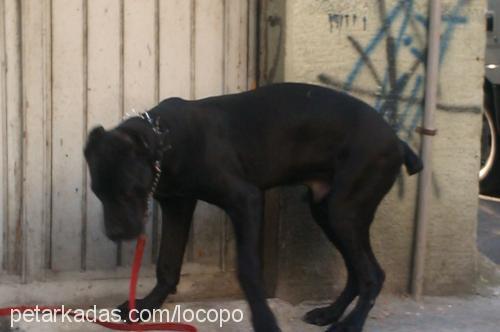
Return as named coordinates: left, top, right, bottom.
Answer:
left=0, top=0, right=256, bottom=283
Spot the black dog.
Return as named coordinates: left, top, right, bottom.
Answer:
left=84, top=83, right=422, bottom=332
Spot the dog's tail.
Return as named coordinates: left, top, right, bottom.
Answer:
left=400, top=140, right=423, bottom=175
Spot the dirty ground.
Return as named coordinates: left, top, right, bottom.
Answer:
left=2, top=198, right=499, bottom=331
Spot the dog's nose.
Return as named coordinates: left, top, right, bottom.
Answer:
left=106, top=222, right=142, bottom=242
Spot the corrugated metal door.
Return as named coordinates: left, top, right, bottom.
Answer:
left=0, top=0, right=256, bottom=283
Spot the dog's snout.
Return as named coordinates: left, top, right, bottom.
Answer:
left=104, top=211, right=144, bottom=242
left=102, top=202, right=144, bottom=241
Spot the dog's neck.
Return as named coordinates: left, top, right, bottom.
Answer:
left=115, top=112, right=172, bottom=195
left=117, top=112, right=171, bottom=164
left=116, top=101, right=195, bottom=194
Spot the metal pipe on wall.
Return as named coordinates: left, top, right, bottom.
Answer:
left=411, top=0, right=442, bottom=301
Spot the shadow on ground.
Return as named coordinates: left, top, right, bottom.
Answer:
left=478, top=197, right=500, bottom=264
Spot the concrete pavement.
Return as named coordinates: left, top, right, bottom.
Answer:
left=3, top=286, right=500, bottom=332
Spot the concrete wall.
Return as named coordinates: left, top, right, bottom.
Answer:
left=261, top=0, right=486, bottom=301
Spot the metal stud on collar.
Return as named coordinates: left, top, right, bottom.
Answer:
left=150, top=160, right=162, bottom=195
left=142, top=111, right=162, bottom=136
left=123, top=109, right=167, bottom=197
left=142, top=112, right=165, bottom=196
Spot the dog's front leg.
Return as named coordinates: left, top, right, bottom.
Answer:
left=225, top=183, right=280, bottom=332
left=118, top=197, right=196, bottom=320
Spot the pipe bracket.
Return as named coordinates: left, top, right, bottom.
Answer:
left=415, top=126, right=438, bottom=136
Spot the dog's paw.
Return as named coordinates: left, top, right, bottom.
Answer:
left=116, top=298, right=157, bottom=322
left=252, top=308, right=282, bottom=332
left=253, top=322, right=281, bottom=332
left=116, top=300, right=133, bottom=322
left=303, top=305, right=342, bottom=326
left=325, top=321, right=362, bottom=332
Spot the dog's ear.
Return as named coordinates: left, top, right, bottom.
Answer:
left=88, top=126, right=106, bottom=141
left=85, top=125, right=106, bottom=157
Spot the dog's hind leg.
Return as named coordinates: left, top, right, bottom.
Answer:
left=321, top=208, right=384, bottom=332
left=305, top=152, right=401, bottom=332
left=329, top=162, right=398, bottom=332
left=303, top=198, right=360, bottom=326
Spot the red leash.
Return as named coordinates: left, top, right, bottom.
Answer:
left=0, top=235, right=197, bottom=332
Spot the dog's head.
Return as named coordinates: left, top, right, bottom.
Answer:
left=84, top=125, right=156, bottom=241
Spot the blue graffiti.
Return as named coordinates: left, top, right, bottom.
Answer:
left=343, top=1, right=405, bottom=92
left=395, top=75, right=423, bottom=133
left=374, top=0, right=415, bottom=111
left=338, top=0, right=469, bottom=138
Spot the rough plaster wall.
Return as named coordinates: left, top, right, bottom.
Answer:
left=265, top=0, right=485, bottom=300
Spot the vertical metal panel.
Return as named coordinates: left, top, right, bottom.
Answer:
left=86, top=0, right=121, bottom=270
left=225, top=0, right=249, bottom=93
left=151, top=0, right=161, bottom=263
left=159, top=0, right=193, bottom=99
left=247, top=0, right=258, bottom=89
left=21, top=0, right=52, bottom=280
left=0, top=0, right=6, bottom=273
left=156, top=0, right=194, bottom=263
left=189, top=0, right=226, bottom=267
left=155, top=0, right=190, bottom=263
left=194, top=0, right=225, bottom=98
left=2, top=0, right=255, bottom=279
left=3, top=0, right=22, bottom=275
left=51, top=0, right=86, bottom=272
left=121, top=0, right=157, bottom=265
left=220, top=0, right=251, bottom=271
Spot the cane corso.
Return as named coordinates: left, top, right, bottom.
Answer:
left=84, top=82, right=422, bottom=332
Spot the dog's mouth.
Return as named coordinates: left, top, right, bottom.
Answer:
left=104, top=214, right=144, bottom=242
left=102, top=198, right=148, bottom=242
left=106, top=227, right=142, bottom=242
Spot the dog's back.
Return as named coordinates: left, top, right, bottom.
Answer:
left=171, top=83, right=405, bottom=188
